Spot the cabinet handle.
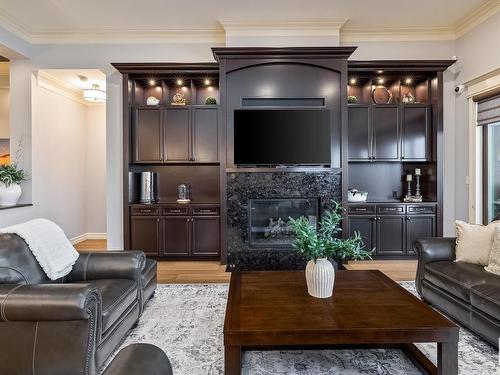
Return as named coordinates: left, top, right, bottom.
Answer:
left=406, top=217, right=411, bottom=221
left=156, top=219, right=160, bottom=222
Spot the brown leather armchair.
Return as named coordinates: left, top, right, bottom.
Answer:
left=0, top=233, right=147, bottom=375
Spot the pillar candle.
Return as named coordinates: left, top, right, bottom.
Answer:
left=415, top=168, right=421, bottom=176
left=406, top=174, right=413, bottom=182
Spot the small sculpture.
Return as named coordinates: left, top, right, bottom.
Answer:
left=172, top=93, right=186, bottom=106
left=347, top=95, right=358, bottom=104
left=205, top=96, right=217, bottom=105
left=176, top=183, right=190, bottom=204
left=402, top=93, right=415, bottom=104
left=146, top=96, right=160, bottom=106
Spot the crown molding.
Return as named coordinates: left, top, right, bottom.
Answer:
left=455, top=0, right=500, bottom=38
left=219, top=19, right=346, bottom=38
left=35, top=71, right=103, bottom=106
left=340, top=25, right=456, bottom=42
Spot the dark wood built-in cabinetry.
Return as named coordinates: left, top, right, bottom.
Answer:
left=130, top=204, right=220, bottom=258
left=114, top=63, right=222, bottom=258
left=133, top=106, right=218, bottom=164
left=348, top=203, right=436, bottom=257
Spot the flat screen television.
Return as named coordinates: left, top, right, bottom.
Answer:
left=234, top=109, right=331, bottom=166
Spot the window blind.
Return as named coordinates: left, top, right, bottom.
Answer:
left=475, top=88, right=500, bottom=126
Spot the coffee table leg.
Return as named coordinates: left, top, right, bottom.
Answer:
left=225, top=345, right=241, bottom=375
left=437, top=341, right=458, bottom=375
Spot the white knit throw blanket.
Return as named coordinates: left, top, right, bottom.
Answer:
left=0, top=218, right=79, bottom=280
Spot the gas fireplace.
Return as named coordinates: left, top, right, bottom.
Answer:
left=248, top=198, right=319, bottom=248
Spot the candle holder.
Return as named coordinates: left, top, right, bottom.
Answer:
left=404, top=180, right=413, bottom=202
left=403, top=174, right=423, bottom=202
left=414, top=175, right=423, bottom=202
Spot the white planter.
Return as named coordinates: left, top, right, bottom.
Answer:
left=0, top=182, right=22, bottom=206
left=305, top=258, right=335, bottom=298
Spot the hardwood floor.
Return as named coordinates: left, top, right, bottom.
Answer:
left=74, top=239, right=416, bottom=283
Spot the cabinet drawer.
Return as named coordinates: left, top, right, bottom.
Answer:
left=192, top=207, right=220, bottom=216
left=131, top=206, right=159, bottom=216
left=348, top=205, right=376, bottom=215
left=377, top=205, right=405, bottom=215
left=407, top=205, right=436, bottom=215
left=162, top=207, right=190, bottom=216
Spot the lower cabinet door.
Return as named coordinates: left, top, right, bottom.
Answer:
left=406, top=215, right=436, bottom=255
left=191, top=217, right=220, bottom=256
left=348, top=216, right=376, bottom=253
left=130, top=217, right=161, bottom=256
left=162, top=217, right=190, bottom=256
left=376, top=216, right=406, bottom=255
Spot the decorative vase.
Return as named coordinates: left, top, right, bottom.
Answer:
left=0, top=182, right=22, bottom=206
left=305, top=258, right=335, bottom=298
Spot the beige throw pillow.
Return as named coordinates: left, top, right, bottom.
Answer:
left=485, top=227, right=500, bottom=276
left=455, top=220, right=500, bottom=266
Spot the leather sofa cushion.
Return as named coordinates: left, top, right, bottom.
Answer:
left=424, top=261, right=494, bottom=302
left=470, top=279, right=500, bottom=319
left=77, top=279, right=137, bottom=332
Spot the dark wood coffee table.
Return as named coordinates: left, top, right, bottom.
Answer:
left=224, top=270, right=459, bottom=375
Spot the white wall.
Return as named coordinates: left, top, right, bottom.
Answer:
left=85, top=105, right=107, bottom=234
left=452, top=12, right=500, bottom=222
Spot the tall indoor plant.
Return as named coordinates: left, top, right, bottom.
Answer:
left=0, top=140, right=27, bottom=206
left=289, top=202, right=372, bottom=298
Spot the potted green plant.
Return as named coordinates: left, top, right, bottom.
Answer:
left=289, top=202, right=372, bottom=298
left=0, top=140, right=27, bottom=206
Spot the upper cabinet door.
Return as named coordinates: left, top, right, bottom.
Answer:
left=401, top=105, right=431, bottom=161
left=133, top=108, right=163, bottom=163
left=193, top=107, right=219, bottom=163
left=372, top=105, right=400, bottom=161
left=348, top=105, right=371, bottom=161
left=163, top=107, right=190, bottom=161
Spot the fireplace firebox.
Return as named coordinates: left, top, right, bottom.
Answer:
left=248, top=198, right=319, bottom=248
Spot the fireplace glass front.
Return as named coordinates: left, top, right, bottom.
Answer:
left=248, top=198, right=319, bottom=248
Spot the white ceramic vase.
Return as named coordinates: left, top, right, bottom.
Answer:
left=0, top=182, right=22, bottom=206
left=305, top=258, right=335, bottom=298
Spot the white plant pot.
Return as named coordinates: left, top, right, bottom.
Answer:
left=0, top=182, right=22, bottom=206
left=305, top=258, right=335, bottom=298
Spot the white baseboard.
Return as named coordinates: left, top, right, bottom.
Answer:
left=70, top=233, right=107, bottom=245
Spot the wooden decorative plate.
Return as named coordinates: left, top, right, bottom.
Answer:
left=372, top=86, right=393, bottom=104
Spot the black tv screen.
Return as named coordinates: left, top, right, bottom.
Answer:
left=234, top=109, right=331, bottom=165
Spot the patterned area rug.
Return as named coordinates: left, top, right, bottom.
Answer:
left=114, top=282, right=498, bottom=375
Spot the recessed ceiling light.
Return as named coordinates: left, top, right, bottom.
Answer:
left=204, top=79, right=210, bottom=86
left=176, top=79, right=183, bottom=86
left=149, top=79, right=156, bottom=86
left=349, top=78, right=357, bottom=85
left=405, top=77, right=413, bottom=84
left=377, top=70, right=384, bottom=74
left=378, top=77, right=384, bottom=84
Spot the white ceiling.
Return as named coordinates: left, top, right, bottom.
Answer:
left=0, top=0, right=498, bottom=43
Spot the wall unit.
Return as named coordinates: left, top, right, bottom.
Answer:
left=113, top=63, right=221, bottom=258
left=114, top=57, right=453, bottom=264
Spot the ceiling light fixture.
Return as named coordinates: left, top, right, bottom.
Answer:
left=176, top=79, right=183, bottom=86
left=204, top=79, right=210, bottom=86
left=83, top=84, right=106, bottom=103
left=405, top=77, right=413, bottom=84
left=378, top=77, right=384, bottom=84
left=349, top=77, right=357, bottom=85
left=149, top=79, right=156, bottom=86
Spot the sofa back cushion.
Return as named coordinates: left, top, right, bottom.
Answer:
left=485, top=227, right=500, bottom=275
left=455, top=220, right=500, bottom=266
left=0, top=233, right=50, bottom=284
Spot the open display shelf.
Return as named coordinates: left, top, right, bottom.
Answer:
left=348, top=72, right=433, bottom=105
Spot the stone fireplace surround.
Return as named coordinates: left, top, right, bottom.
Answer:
left=226, top=171, right=341, bottom=270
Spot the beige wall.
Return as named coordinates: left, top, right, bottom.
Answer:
left=0, top=88, right=8, bottom=139
left=85, top=105, right=107, bottom=234
left=0, top=75, right=106, bottom=240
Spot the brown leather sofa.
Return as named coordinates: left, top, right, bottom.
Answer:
left=0, top=233, right=157, bottom=375
left=415, top=237, right=500, bottom=347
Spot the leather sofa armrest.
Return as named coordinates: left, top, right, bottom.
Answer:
left=414, top=237, right=456, bottom=296
left=67, top=251, right=146, bottom=282
left=0, top=284, right=100, bottom=321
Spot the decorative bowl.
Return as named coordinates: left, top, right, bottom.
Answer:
left=146, top=96, right=160, bottom=106
left=348, top=189, right=368, bottom=202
